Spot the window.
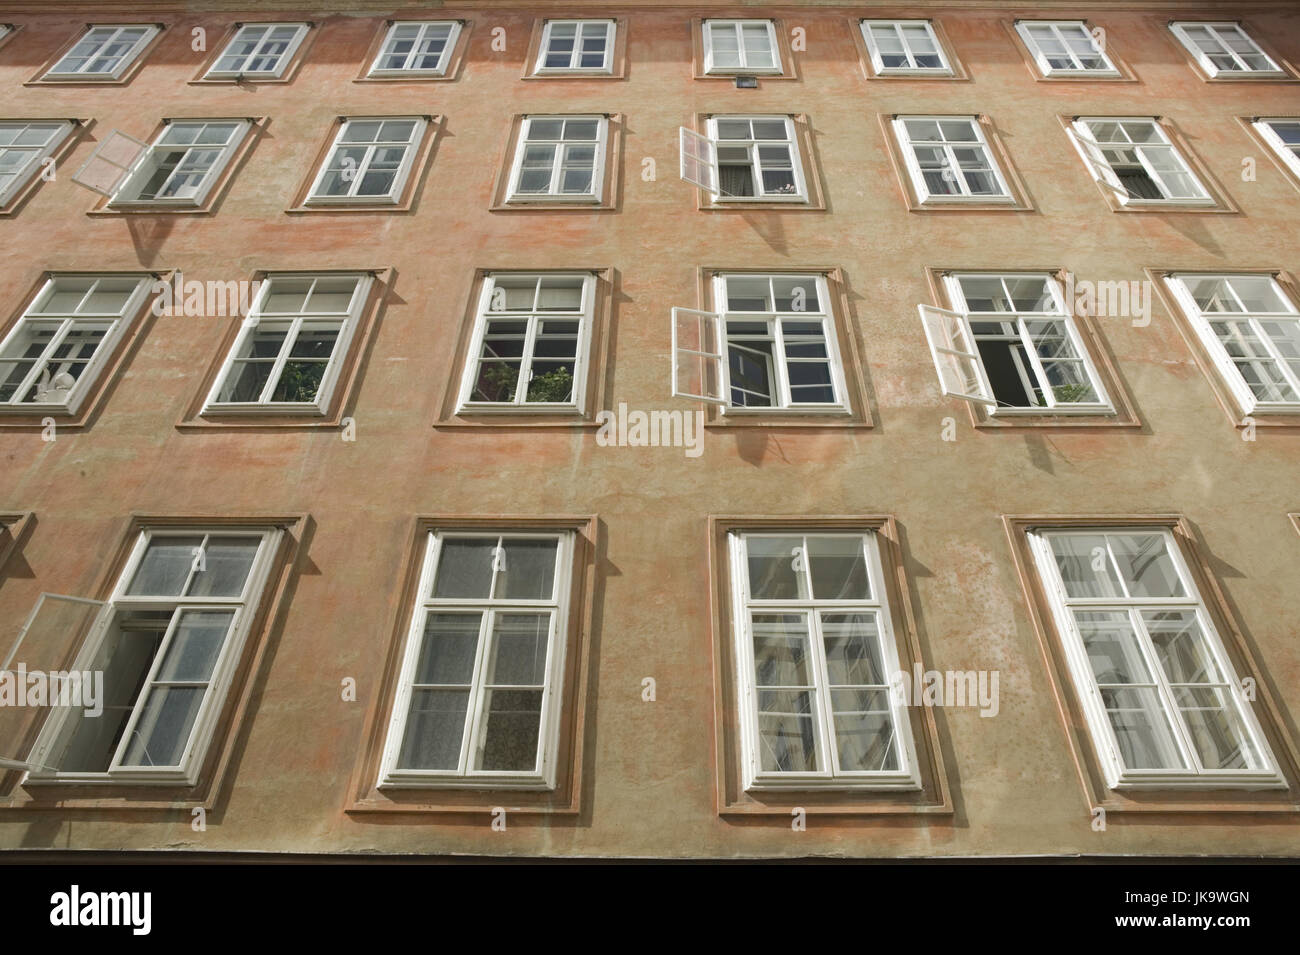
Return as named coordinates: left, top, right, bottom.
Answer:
left=702, top=20, right=780, bottom=75
left=506, top=115, right=608, bottom=203
left=379, top=530, right=575, bottom=789
left=0, top=274, right=151, bottom=414
left=1164, top=273, right=1300, bottom=415
left=1170, top=22, right=1282, bottom=78
left=893, top=116, right=1012, bottom=202
left=458, top=273, right=595, bottom=413
left=103, top=119, right=250, bottom=206
left=204, top=272, right=373, bottom=415
left=0, top=121, right=76, bottom=207
left=1254, top=118, right=1300, bottom=181
left=1015, top=20, right=1118, bottom=76
left=43, top=24, right=158, bottom=80
left=205, top=22, right=309, bottom=79
left=535, top=19, right=614, bottom=73
left=25, top=527, right=282, bottom=784
left=679, top=116, right=807, bottom=202
left=305, top=117, right=426, bottom=204
left=672, top=274, right=847, bottom=413
left=860, top=20, right=951, bottom=75
left=368, top=21, right=460, bottom=76
left=920, top=273, right=1110, bottom=415
left=1069, top=118, right=1211, bottom=205
left=1029, top=527, right=1283, bottom=790
left=727, top=531, right=921, bottom=791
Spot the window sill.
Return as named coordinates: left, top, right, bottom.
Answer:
left=455, top=404, right=584, bottom=416
left=529, top=68, right=615, bottom=78
left=361, top=70, right=449, bottom=80
left=1111, top=774, right=1288, bottom=792
left=377, top=775, right=552, bottom=792
left=747, top=776, right=923, bottom=793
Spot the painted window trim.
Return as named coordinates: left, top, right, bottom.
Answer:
left=0, top=120, right=77, bottom=207
left=1028, top=525, right=1286, bottom=791
left=1163, top=272, right=1300, bottom=416
left=202, top=272, right=374, bottom=416
left=1169, top=21, right=1283, bottom=78
left=378, top=529, right=576, bottom=790
left=303, top=116, right=427, bottom=206
left=367, top=20, right=461, bottom=77
left=456, top=272, right=597, bottom=415
left=533, top=19, right=615, bottom=75
left=23, top=525, right=284, bottom=786
left=43, top=24, right=160, bottom=81
left=704, top=114, right=808, bottom=204
left=0, top=273, right=153, bottom=415
left=1253, top=118, right=1300, bottom=181
left=727, top=529, right=922, bottom=792
left=204, top=22, right=310, bottom=80
left=710, top=272, right=849, bottom=415
left=893, top=115, right=1014, bottom=204
left=860, top=19, right=952, bottom=76
left=505, top=114, right=609, bottom=204
left=702, top=19, right=782, bottom=75
left=1014, top=20, right=1119, bottom=77
left=106, top=119, right=251, bottom=208
left=1069, top=117, right=1214, bottom=207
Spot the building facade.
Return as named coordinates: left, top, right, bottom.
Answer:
left=0, top=0, right=1298, bottom=859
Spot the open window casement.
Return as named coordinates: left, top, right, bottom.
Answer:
left=918, top=304, right=995, bottom=406
left=0, top=593, right=107, bottom=775
left=671, top=306, right=726, bottom=403
left=1065, top=124, right=1129, bottom=198
left=679, top=126, right=718, bottom=195
left=70, top=130, right=149, bottom=197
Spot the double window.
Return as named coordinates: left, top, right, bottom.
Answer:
left=0, top=274, right=151, bottom=414
left=506, top=115, right=608, bottom=203
left=1254, top=118, right=1300, bottom=181
left=380, top=530, right=575, bottom=789
left=920, top=273, right=1110, bottom=414
left=26, top=527, right=282, bottom=784
left=205, top=272, right=372, bottom=415
left=1015, top=20, right=1118, bottom=77
left=727, top=531, right=921, bottom=791
left=672, top=273, right=847, bottom=413
left=458, top=273, right=595, bottom=413
left=860, top=20, right=950, bottom=75
left=106, top=120, right=251, bottom=206
left=536, top=20, right=614, bottom=73
left=1029, top=527, right=1283, bottom=789
left=680, top=116, right=807, bottom=203
left=44, top=24, right=158, bottom=80
left=306, top=117, right=427, bottom=205
left=205, top=22, right=309, bottom=79
left=0, top=121, right=76, bottom=207
left=1164, top=273, right=1300, bottom=415
left=702, top=20, right=781, bottom=75
left=1169, top=22, right=1282, bottom=78
left=368, top=21, right=460, bottom=76
left=893, top=116, right=1012, bottom=203
left=1069, top=117, right=1211, bottom=205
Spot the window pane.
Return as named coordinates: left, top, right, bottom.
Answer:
left=752, top=613, right=818, bottom=773
left=830, top=688, right=897, bottom=772
left=413, top=613, right=482, bottom=685
left=806, top=537, right=869, bottom=599
left=126, top=537, right=204, bottom=596
left=398, top=689, right=468, bottom=769
left=1074, top=611, right=1153, bottom=684
left=432, top=538, right=495, bottom=598
left=496, top=538, right=558, bottom=599
left=121, top=685, right=205, bottom=766
left=1049, top=534, right=1123, bottom=598
left=187, top=537, right=260, bottom=597
left=1143, top=611, right=1221, bottom=684
left=1100, top=687, right=1187, bottom=770
left=155, top=609, right=234, bottom=682
left=1109, top=534, right=1185, bottom=598
left=746, top=537, right=806, bottom=599
left=1170, top=686, right=1258, bottom=770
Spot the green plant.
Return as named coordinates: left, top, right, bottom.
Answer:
left=274, top=362, right=324, bottom=403
left=1052, top=383, right=1094, bottom=404
left=526, top=367, right=574, bottom=403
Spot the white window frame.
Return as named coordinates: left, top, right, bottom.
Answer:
left=699, top=115, right=808, bottom=203
left=1164, top=272, right=1300, bottom=416
left=204, top=22, right=309, bottom=80
left=707, top=273, right=848, bottom=415
left=1253, top=118, right=1300, bottom=181
left=928, top=272, right=1113, bottom=415
left=505, top=115, right=609, bottom=204
left=456, top=272, right=596, bottom=415
left=1029, top=526, right=1284, bottom=790
left=367, top=20, right=461, bottom=77
left=702, top=19, right=782, bottom=75
left=379, top=530, right=575, bottom=790
left=43, top=24, right=159, bottom=81
left=893, top=115, right=1013, bottom=204
left=1015, top=20, right=1119, bottom=77
left=1069, top=117, right=1212, bottom=206
left=304, top=116, right=426, bottom=205
left=860, top=20, right=952, bottom=76
left=1169, top=21, right=1283, bottom=78
left=728, top=530, right=922, bottom=792
left=105, top=119, right=250, bottom=207
left=0, top=120, right=76, bottom=207
left=534, top=19, right=615, bottom=74
left=0, top=273, right=152, bottom=415
left=203, top=272, right=373, bottom=416
left=23, top=526, right=283, bottom=786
